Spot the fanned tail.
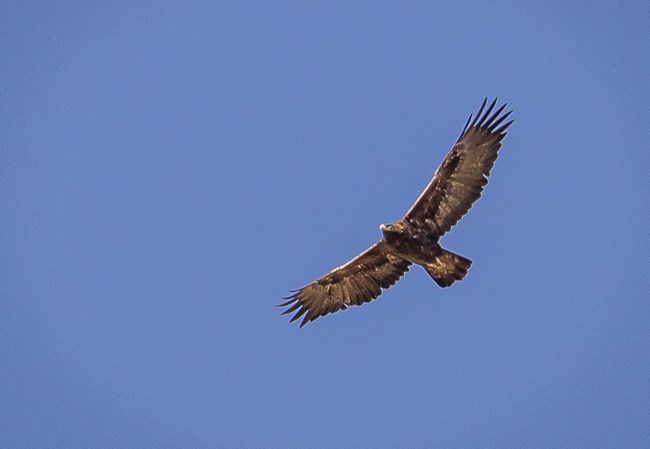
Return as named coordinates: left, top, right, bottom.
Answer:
left=423, top=249, right=472, bottom=288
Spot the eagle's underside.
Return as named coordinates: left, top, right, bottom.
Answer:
left=281, top=98, right=513, bottom=327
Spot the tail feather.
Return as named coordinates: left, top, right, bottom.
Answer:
left=423, top=249, right=472, bottom=288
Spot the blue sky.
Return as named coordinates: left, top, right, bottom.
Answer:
left=2, top=1, right=648, bottom=448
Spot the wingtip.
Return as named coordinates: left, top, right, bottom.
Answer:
left=278, top=294, right=297, bottom=305
left=288, top=306, right=308, bottom=324
left=460, top=113, right=473, bottom=137
left=471, top=98, right=488, bottom=127
left=494, top=118, right=515, bottom=134
left=280, top=297, right=300, bottom=313
left=483, top=103, right=507, bottom=129
left=476, top=98, right=497, bottom=127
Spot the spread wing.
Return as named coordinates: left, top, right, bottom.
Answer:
left=279, top=242, right=411, bottom=327
left=405, top=98, right=513, bottom=237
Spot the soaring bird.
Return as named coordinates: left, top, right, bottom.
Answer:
left=280, top=98, right=513, bottom=327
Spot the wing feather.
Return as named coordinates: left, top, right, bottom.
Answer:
left=404, top=98, right=513, bottom=236
left=280, top=242, right=411, bottom=327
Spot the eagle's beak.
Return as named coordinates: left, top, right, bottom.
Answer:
left=379, top=224, right=388, bottom=232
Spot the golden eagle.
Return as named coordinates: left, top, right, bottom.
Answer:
left=280, top=98, right=513, bottom=327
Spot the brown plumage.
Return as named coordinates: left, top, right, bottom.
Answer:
left=280, top=98, right=513, bottom=327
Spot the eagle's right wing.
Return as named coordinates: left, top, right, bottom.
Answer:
left=280, top=242, right=411, bottom=327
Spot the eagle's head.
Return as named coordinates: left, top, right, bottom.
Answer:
left=380, top=222, right=404, bottom=240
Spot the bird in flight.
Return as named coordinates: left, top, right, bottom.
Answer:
left=280, top=98, right=513, bottom=327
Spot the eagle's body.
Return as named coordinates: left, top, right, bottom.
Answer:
left=379, top=220, right=470, bottom=288
left=380, top=220, right=443, bottom=265
left=281, top=98, right=513, bottom=327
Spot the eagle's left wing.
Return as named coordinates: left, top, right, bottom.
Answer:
left=279, top=242, right=411, bottom=327
left=404, top=98, right=513, bottom=237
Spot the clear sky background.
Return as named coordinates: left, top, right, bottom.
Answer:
left=2, top=1, right=649, bottom=448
